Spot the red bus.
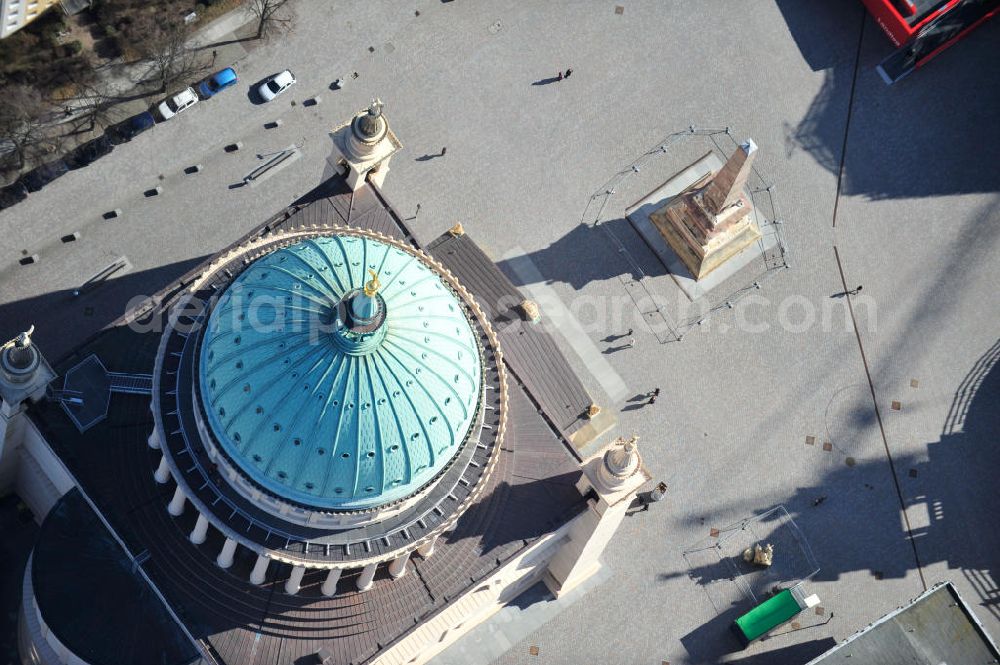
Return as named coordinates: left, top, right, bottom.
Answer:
left=861, top=0, right=999, bottom=83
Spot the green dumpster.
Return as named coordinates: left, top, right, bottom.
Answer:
left=732, top=585, right=818, bottom=646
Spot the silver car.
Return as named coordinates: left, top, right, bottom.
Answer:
left=157, top=87, right=199, bottom=120
left=259, top=70, right=296, bottom=102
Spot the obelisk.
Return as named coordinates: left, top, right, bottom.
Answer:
left=648, top=139, right=763, bottom=281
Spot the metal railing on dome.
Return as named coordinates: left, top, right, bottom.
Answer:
left=161, top=282, right=503, bottom=559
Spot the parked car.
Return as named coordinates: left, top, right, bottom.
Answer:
left=258, top=70, right=296, bottom=102
left=67, top=135, right=113, bottom=169
left=107, top=111, right=156, bottom=144
left=198, top=67, right=238, bottom=98
left=0, top=180, right=28, bottom=210
left=20, top=160, right=70, bottom=193
left=157, top=87, right=199, bottom=120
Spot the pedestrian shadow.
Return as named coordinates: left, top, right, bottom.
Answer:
left=602, top=345, right=629, bottom=354
left=414, top=154, right=439, bottom=162
left=621, top=403, right=647, bottom=412
left=531, top=77, right=560, bottom=86
left=628, top=393, right=649, bottom=403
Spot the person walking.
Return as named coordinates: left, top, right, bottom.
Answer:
left=634, top=481, right=668, bottom=512
left=627, top=337, right=635, bottom=348
left=564, top=68, right=573, bottom=79
left=648, top=395, right=657, bottom=405
left=440, top=147, right=447, bottom=156
left=848, top=285, right=863, bottom=295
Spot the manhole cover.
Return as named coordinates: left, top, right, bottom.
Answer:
left=488, top=19, right=502, bottom=34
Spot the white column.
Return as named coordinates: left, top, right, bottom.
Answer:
left=356, top=563, right=377, bottom=591
left=147, top=429, right=161, bottom=449
left=216, top=538, right=237, bottom=569
left=154, top=455, right=171, bottom=484
left=167, top=485, right=186, bottom=516
left=284, top=566, right=306, bottom=595
left=368, top=158, right=391, bottom=188
left=416, top=536, right=437, bottom=558
left=321, top=568, right=342, bottom=596
left=249, top=554, right=270, bottom=585
left=547, top=449, right=647, bottom=599
left=388, top=552, right=409, bottom=579
left=189, top=513, right=210, bottom=544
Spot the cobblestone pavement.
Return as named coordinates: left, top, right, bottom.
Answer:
left=1, top=2, right=998, bottom=664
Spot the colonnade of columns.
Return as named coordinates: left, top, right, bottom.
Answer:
left=151, top=444, right=439, bottom=596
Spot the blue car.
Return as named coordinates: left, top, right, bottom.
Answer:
left=107, top=111, right=155, bottom=145
left=198, top=67, right=238, bottom=98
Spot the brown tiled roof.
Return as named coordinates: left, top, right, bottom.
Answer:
left=425, top=232, right=594, bottom=439
left=29, top=176, right=591, bottom=665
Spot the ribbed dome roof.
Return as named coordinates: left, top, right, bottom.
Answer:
left=198, top=235, right=482, bottom=510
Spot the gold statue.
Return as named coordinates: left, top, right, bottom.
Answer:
left=364, top=269, right=381, bottom=297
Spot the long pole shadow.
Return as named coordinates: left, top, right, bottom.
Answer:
left=197, top=36, right=259, bottom=50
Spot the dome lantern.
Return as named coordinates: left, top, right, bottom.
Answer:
left=329, top=97, right=402, bottom=191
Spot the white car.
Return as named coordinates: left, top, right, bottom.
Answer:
left=157, top=87, right=199, bottom=120
left=258, top=70, right=296, bottom=102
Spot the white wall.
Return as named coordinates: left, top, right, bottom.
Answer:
left=12, top=415, right=74, bottom=522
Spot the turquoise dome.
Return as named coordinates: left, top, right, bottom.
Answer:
left=198, top=234, right=482, bottom=510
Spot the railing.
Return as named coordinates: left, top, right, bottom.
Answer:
left=108, top=371, right=154, bottom=395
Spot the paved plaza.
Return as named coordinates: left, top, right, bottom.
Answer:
left=1, top=1, right=998, bottom=664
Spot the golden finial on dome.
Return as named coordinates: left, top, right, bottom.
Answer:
left=364, top=269, right=381, bottom=297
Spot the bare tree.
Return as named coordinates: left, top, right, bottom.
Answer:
left=73, top=79, right=126, bottom=133
left=248, top=0, right=292, bottom=40
left=0, top=85, right=51, bottom=171
left=132, top=14, right=206, bottom=92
